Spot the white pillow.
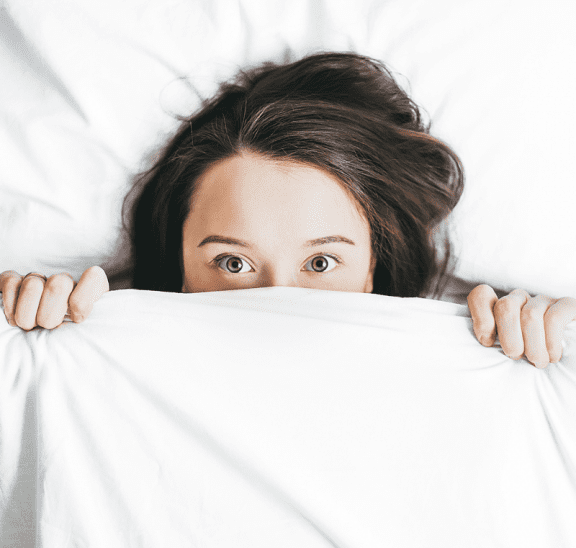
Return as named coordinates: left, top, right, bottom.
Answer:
left=1, top=0, right=574, bottom=299
left=2, top=287, right=576, bottom=547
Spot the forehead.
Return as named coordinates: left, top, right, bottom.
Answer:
left=188, top=152, right=370, bottom=237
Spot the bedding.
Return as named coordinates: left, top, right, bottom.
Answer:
left=1, top=0, right=575, bottom=299
left=2, top=286, right=576, bottom=548
left=2, top=0, right=576, bottom=546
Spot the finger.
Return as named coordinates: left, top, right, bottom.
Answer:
left=543, top=297, right=576, bottom=363
left=13, top=275, right=46, bottom=331
left=36, top=273, right=76, bottom=329
left=467, top=284, right=499, bottom=346
left=520, top=295, right=556, bottom=368
left=493, top=289, right=531, bottom=360
left=67, top=266, right=110, bottom=322
left=0, top=271, right=24, bottom=326
left=0, top=270, right=23, bottom=292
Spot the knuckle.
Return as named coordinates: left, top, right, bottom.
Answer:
left=494, top=297, right=516, bottom=316
left=520, top=306, right=541, bottom=323
left=45, top=274, right=74, bottom=293
left=21, top=276, right=44, bottom=289
left=468, top=284, right=492, bottom=301
left=88, top=265, right=109, bottom=291
left=68, top=297, right=89, bottom=318
left=477, top=284, right=494, bottom=294
left=545, top=309, right=566, bottom=327
left=505, top=289, right=530, bottom=301
left=2, top=272, right=19, bottom=283
left=88, top=265, right=107, bottom=279
left=509, top=288, right=530, bottom=298
left=0, top=270, right=22, bottom=283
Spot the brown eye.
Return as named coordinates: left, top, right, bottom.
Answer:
left=217, top=256, right=252, bottom=274
left=304, top=255, right=340, bottom=273
left=213, top=254, right=340, bottom=275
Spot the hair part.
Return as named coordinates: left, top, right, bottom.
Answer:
left=115, top=51, right=464, bottom=298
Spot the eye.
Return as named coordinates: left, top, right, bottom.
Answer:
left=215, top=255, right=253, bottom=274
left=304, top=254, right=341, bottom=273
left=212, top=253, right=341, bottom=275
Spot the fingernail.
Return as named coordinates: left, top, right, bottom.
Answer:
left=73, top=314, right=84, bottom=323
left=535, top=362, right=549, bottom=369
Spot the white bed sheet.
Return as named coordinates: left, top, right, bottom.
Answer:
left=2, top=287, right=576, bottom=547
left=1, top=0, right=576, bottom=299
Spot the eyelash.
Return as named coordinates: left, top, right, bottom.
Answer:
left=211, top=253, right=342, bottom=274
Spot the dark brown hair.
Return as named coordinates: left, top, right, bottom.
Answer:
left=114, top=51, right=464, bottom=298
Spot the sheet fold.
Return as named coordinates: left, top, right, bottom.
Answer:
left=1, top=287, right=576, bottom=548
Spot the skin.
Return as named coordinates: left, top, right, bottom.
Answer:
left=1, top=151, right=575, bottom=369
left=468, top=286, right=576, bottom=368
left=0, top=266, right=109, bottom=330
left=180, top=151, right=376, bottom=294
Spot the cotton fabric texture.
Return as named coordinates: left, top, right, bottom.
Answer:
left=2, top=287, right=576, bottom=547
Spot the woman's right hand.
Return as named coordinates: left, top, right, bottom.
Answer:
left=0, top=266, right=109, bottom=331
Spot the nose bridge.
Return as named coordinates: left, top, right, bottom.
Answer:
left=259, top=261, right=299, bottom=288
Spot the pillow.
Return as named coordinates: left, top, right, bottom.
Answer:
left=1, top=0, right=574, bottom=299
left=2, top=287, right=576, bottom=547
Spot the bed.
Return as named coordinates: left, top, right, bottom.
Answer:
left=1, top=1, right=576, bottom=546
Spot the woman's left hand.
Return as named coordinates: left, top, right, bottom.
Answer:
left=467, top=285, right=576, bottom=368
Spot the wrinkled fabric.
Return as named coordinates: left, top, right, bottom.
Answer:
left=1, top=0, right=575, bottom=297
left=1, top=287, right=576, bottom=547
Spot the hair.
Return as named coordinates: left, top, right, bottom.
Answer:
left=114, top=51, right=464, bottom=298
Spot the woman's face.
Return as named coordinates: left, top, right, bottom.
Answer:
left=181, top=151, right=376, bottom=294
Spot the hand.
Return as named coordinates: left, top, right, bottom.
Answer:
left=0, top=266, right=109, bottom=331
left=467, top=284, right=576, bottom=368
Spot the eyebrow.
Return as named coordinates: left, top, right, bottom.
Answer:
left=197, top=235, right=356, bottom=248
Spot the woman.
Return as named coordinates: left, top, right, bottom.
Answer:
left=1, top=52, right=574, bottom=368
